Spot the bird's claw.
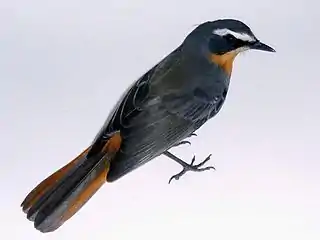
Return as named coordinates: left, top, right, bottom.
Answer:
left=172, top=140, right=191, bottom=147
left=172, top=133, right=197, bottom=148
left=194, top=154, right=212, bottom=168
left=168, top=154, right=215, bottom=184
left=168, top=169, right=186, bottom=183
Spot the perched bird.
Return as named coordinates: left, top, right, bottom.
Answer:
left=21, top=19, right=275, bottom=233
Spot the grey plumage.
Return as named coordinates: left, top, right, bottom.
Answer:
left=92, top=22, right=232, bottom=182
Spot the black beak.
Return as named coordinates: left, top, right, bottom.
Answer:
left=250, top=41, right=275, bottom=52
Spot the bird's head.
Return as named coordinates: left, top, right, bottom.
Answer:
left=183, top=19, right=275, bottom=75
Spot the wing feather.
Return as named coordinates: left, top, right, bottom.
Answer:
left=88, top=45, right=227, bottom=181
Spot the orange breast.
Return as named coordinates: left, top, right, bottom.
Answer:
left=210, top=50, right=239, bottom=76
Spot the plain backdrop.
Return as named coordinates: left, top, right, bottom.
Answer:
left=1, top=0, right=319, bottom=239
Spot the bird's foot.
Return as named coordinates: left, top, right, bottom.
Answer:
left=168, top=154, right=215, bottom=184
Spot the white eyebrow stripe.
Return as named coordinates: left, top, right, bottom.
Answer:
left=213, top=28, right=256, bottom=42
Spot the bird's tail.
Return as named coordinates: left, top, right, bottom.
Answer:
left=21, top=131, right=122, bottom=233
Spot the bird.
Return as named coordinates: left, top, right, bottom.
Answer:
left=21, top=19, right=275, bottom=233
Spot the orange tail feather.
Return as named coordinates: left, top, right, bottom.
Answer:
left=21, top=131, right=122, bottom=233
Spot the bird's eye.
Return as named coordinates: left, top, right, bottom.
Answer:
left=224, top=34, right=236, bottom=42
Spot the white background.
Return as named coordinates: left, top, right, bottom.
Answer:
left=1, top=0, right=319, bottom=239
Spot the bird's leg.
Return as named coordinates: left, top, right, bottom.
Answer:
left=171, top=133, right=197, bottom=148
left=163, top=151, right=215, bottom=184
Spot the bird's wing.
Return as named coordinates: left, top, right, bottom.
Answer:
left=87, top=47, right=197, bottom=181
left=88, top=46, right=227, bottom=181
left=161, top=85, right=228, bottom=126
left=87, top=46, right=190, bottom=156
left=107, top=87, right=228, bottom=182
left=86, top=63, right=157, bottom=158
